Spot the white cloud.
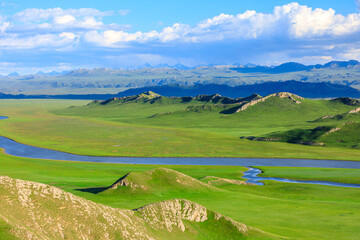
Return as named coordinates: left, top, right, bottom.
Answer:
left=83, top=3, right=360, bottom=47
left=6, top=3, right=360, bottom=48
left=1, top=3, right=360, bottom=70
left=84, top=30, right=159, bottom=47
left=13, top=8, right=109, bottom=22
left=0, top=21, right=9, bottom=33
left=159, top=3, right=360, bottom=42
left=118, top=9, right=130, bottom=16
left=60, top=32, right=76, bottom=40
left=54, top=15, right=76, bottom=25
left=9, top=8, right=116, bottom=35
left=0, top=33, right=77, bottom=49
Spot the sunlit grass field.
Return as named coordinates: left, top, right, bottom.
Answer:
left=0, top=100, right=360, bottom=160
left=0, top=151, right=359, bottom=240
left=0, top=99, right=359, bottom=160
left=1, top=98, right=360, bottom=239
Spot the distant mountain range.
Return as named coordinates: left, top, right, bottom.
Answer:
left=230, top=60, right=360, bottom=74
left=1, top=81, right=359, bottom=99
left=65, top=60, right=360, bottom=76
left=3, top=60, right=360, bottom=77
left=117, top=81, right=360, bottom=99
left=1, top=60, right=360, bottom=96
left=34, top=70, right=70, bottom=76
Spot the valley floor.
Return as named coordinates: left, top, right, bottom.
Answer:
left=0, top=98, right=360, bottom=239
left=0, top=99, right=359, bottom=160
left=0, top=151, right=359, bottom=240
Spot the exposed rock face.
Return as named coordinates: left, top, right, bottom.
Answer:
left=236, top=92, right=303, bottom=112
left=348, top=107, right=360, bottom=114
left=0, top=176, right=251, bottom=240
left=135, top=199, right=208, bottom=232
left=325, top=127, right=341, bottom=135
left=193, top=94, right=244, bottom=104
left=108, top=172, right=148, bottom=191
left=321, top=115, right=334, bottom=119
left=136, top=199, right=248, bottom=234
left=0, top=175, right=152, bottom=240
left=95, top=91, right=162, bottom=105
left=316, top=106, right=360, bottom=121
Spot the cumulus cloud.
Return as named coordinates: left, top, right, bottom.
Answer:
left=7, top=7, right=122, bottom=36
left=1, top=3, right=360, bottom=72
left=0, top=33, right=78, bottom=49
left=83, top=3, right=360, bottom=47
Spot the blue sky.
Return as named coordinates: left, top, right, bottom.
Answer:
left=0, top=0, right=359, bottom=74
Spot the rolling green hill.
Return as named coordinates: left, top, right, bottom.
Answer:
left=52, top=92, right=360, bottom=152
left=78, top=168, right=217, bottom=195
left=243, top=101, right=360, bottom=148
left=0, top=175, right=278, bottom=240
left=2, top=96, right=360, bottom=160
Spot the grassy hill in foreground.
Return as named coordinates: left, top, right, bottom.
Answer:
left=0, top=175, right=278, bottom=240
left=77, top=168, right=250, bottom=196
left=78, top=168, right=217, bottom=194
left=1, top=152, right=360, bottom=240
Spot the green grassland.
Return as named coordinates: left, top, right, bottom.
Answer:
left=0, top=151, right=359, bottom=239
left=0, top=92, right=360, bottom=159
left=1, top=83, right=360, bottom=239
left=258, top=167, right=360, bottom=184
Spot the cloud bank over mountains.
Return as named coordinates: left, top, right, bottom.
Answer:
left=0, top=2, right=359, bottom=73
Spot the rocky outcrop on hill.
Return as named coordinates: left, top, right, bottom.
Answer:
left=193, top=94, right=243, bottom=104
left=316, top=106, right=360, bottom=121
left=135, top=199, right=248, bottom=233
left=235, top=92, right=303, bottom=112
left=108, top=172, right=148, bottom=190
left=331, top=97, right=360, bottom=106
left=135, top=199, right=209, bottom=232
left=0, top=176, right=254, bottom=240
left=348, top=107, right=360, bottom=114
left=0, top=175, right=151, bottom=240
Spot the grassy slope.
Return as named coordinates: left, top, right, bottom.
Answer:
left=56, top=96, right=354, bottom=136
left=0, top=152, right=359, bottom=240
left=258, top=167, right=360, bottom=184
left=2, top=174, right=277, bottom=240
left=320, top=122, right=360, bottom=148
left=1, top=99, right=360, bottom=160
left=0, top=219, right=18, bottom=240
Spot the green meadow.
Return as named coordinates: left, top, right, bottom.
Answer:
left=0, top=95, right=359, bottom=160
left=0, top=94, right=360, bottom=239
left=0, top=151, right=359, bottom=240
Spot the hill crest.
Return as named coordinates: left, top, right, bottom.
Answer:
left=235, top=92, right=303, bottom=112
left=1, top=176, right=266, bottom=239
left=91, top=91, right=305, bottom=109
left=83, top=168, right=215, bottom=194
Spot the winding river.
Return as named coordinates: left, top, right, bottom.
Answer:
left=1, top=116, right=360, bottom=188
left=243, top=167, right=360, bottom=188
